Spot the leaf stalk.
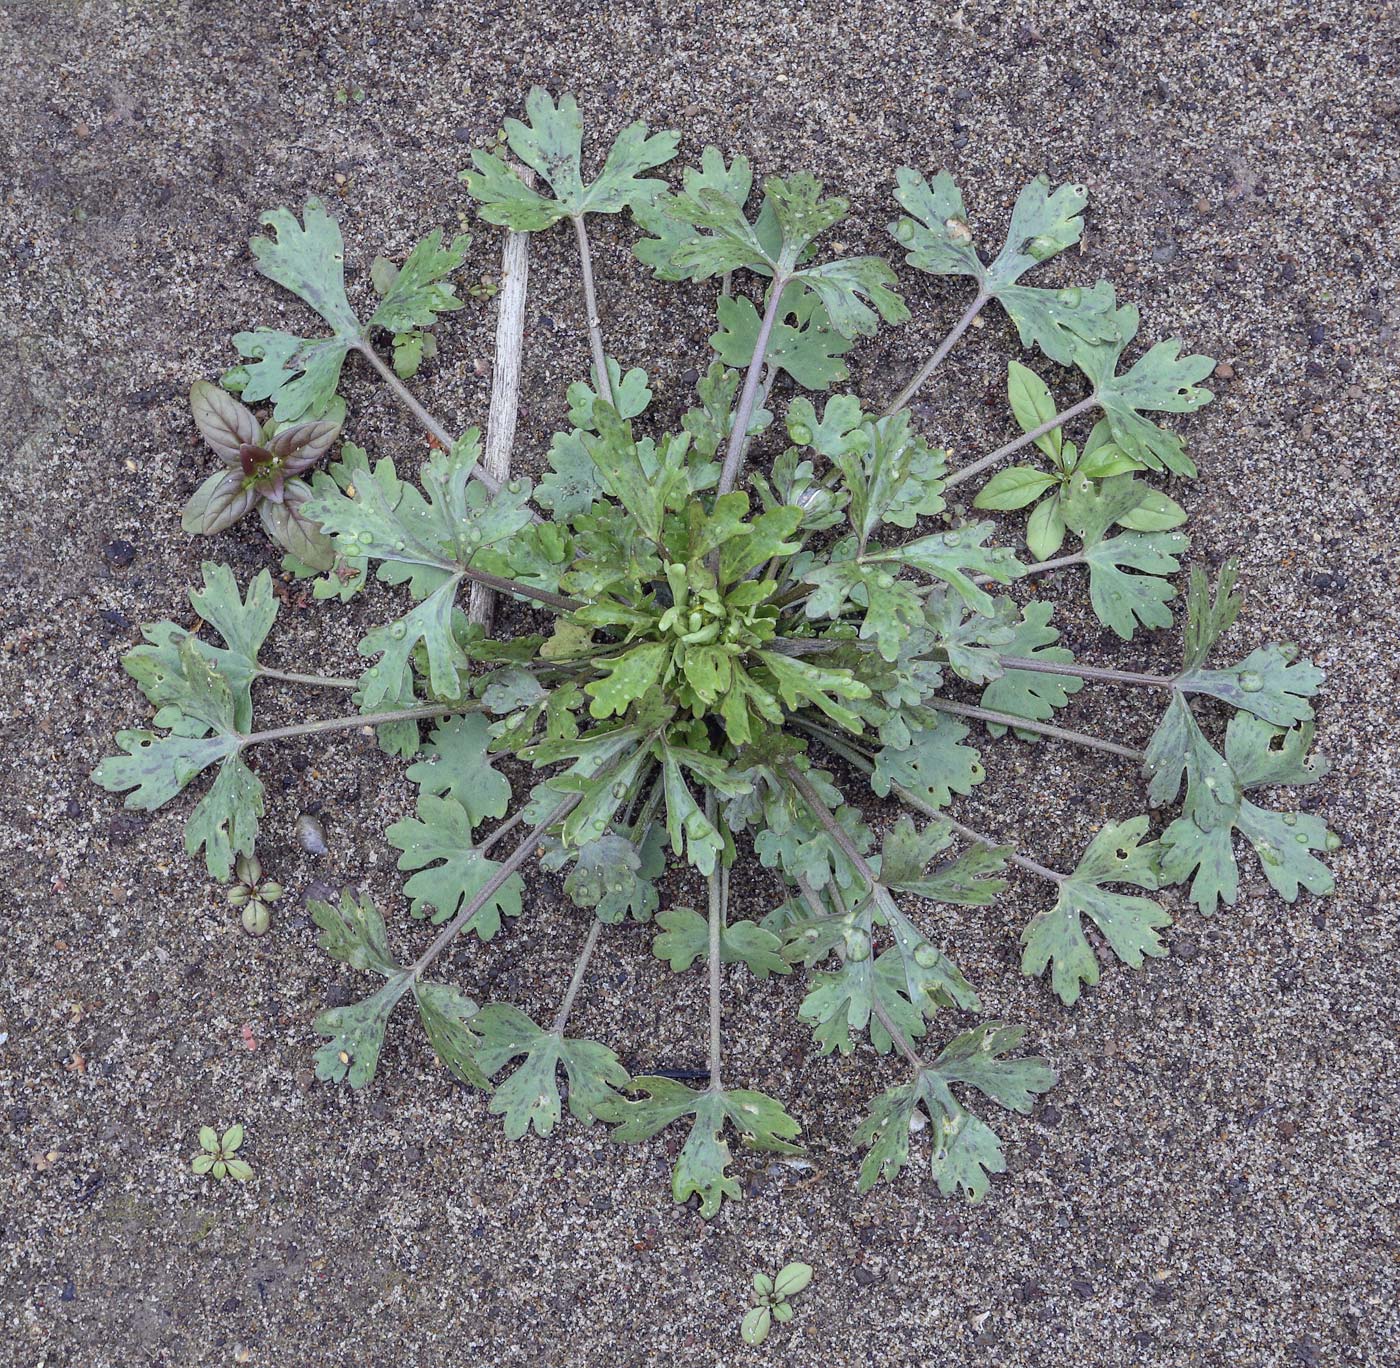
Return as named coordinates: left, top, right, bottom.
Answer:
left=882, top=289, right=990, bottom=416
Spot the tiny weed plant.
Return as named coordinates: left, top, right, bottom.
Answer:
left=97, top=91, right=1335, bottom=1217
left=743, top=1261, right=814, bottom=1346
left=192, top=1124, right=252, bottom=1182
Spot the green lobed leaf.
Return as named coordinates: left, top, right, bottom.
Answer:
left=596, top=1078, right=801, bottom=1218
left=855, top=1021, right=1055, bottom=1200
left=387, top=795, right=524, bottom=936
left=413, top=981, right=488, bottom=1088
left=1157, top=713, right=1334, bottom=915
left=403, top=713, right=512, bottom=820
left=890, top=171, right=1118, bottom=366
left=797, top=255, right=909, bottom=340
left=367, top=229, right=472, bottom=333
left=311, top=889, right=398, bottom=976
left=711, top=287, right=855, bottom=391
left=473, top=1003, right=630, bottom=1137
left=872, top=715, right=985, bottom=811
left=92, top=638, right=259, bottom=880
left=1072, top=293, right=1214, bottom=476
left=980, top=601, right=1083, bottom=735
left=463, top=88, right=678, bottom=230
left=633, top=148, right=754, bottom=280
left=868, top=522, right=1022, bottom=617
left=1020, top=816, right=1169, bottom=1004
left=878, top=815, right=1010, bottom=907
left=314, top=977, right=412, bottom=1089
left=651, top=907, right=789, bottom=978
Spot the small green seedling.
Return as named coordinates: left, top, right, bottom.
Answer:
left=191, top=1125, right=252, bottom=1181
left=743, top=1262, right=813, bottom=1345
left=226, top=853, right=282, bottom=937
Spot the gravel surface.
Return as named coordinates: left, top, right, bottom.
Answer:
left=3, top=2, right=1397, bottom=1365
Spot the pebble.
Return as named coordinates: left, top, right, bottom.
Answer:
left=295, top=813, right=328, bottom=855
left=103, top=539, right=137, bottom=568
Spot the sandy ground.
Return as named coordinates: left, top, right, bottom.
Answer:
left=2, top=1, right=1397, bottom=1365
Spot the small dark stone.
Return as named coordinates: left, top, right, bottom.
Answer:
left=852, top=1266, right=880, bottom=1287
left=64, top=796, right=82, bottom=820
left=951, top=133, right=969, bottom=150
left=99, top=608, right=132, bottom=630
left=288, top=751, right=308, bottom=773
left=221, top=1296, right=240, bottom=1313
left=1038, top=1104, right=1061, bottom=1129
left=452, top=126, right=474, bottom=143
left=1280, top=261, right=1298, bottom=284
left=60, top=1280, right=76, bottom=1302
left=302, top=879, right=337, bottom=906
left=1307, top=323, right=1326, bottom=347
left=1070, top=1279, right=1094, bottom=1299
left=103, top=539, right=137, bottom=568
left=1015, top=1279, right=1045, bottom=1303
left=107, top=812, right=148, bottom=841
left=1172, top=936, right=1198, bottom=961
left=679, top=368, right=699, bottom=386
left=1309, top=571, right=1346, bottom=595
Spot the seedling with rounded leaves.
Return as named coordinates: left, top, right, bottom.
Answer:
left=192, top=1124, right=252, bottom=1181
left=742, top=1261, right=814, bottom=1346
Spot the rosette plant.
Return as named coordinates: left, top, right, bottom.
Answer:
left=95, top=91, right=1335, bottom=1217
left=180, top=381, right=342, bottom=569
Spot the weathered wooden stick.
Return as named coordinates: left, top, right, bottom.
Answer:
left=468, top=167, right=534, bottom=631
